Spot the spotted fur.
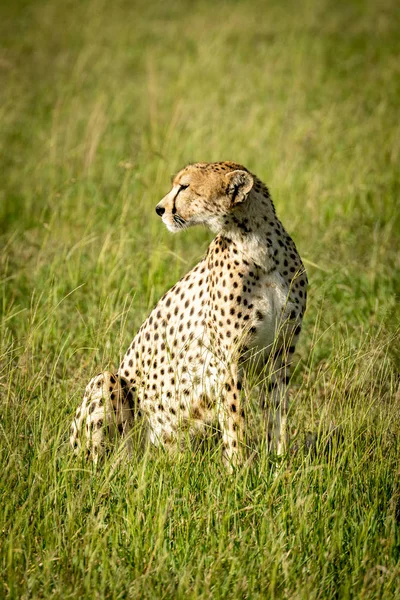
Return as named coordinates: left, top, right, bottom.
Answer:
left=70, top=161, right=307, bottom=468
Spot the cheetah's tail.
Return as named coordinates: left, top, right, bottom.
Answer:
left=69, top=371, right=135, bottom=461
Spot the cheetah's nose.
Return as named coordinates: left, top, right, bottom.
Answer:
left=155, top=205, right=165, bottom=217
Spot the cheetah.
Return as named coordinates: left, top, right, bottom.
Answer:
left=70, top=161, right=307, bottom=468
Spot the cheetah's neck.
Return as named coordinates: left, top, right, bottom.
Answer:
left=218, top=189, right=284, bottom=267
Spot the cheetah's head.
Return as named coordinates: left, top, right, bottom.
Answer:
left=155, top=162, right=254, bottom=233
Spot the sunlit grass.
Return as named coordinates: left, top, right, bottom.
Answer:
left=1, top=0, right=399, bottom=597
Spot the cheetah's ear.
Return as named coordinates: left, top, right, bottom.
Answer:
left=225, top=170, right=254, bottom=205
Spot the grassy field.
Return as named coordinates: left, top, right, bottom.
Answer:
left=1, top=0, right=400, bottom=597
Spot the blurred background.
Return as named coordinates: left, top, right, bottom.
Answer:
left=1, top=0, right=399, bottom=372
left=1, top=1, right=400, bottom=597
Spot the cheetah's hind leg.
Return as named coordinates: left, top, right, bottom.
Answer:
left=69, top=371, right=136, bottom=463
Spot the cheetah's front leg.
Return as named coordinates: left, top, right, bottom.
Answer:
left=267, top=375, right=289, bottom=456
left=263, top=343, right=297, bottom=455
left=218, top=365, right=246, bottom=471
left=70, top=371, right=135, bottom=462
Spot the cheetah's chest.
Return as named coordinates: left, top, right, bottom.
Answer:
left=245, top=270, right=296, bottom=366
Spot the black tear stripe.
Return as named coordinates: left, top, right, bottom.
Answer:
left=171, top=184, right=188, bottom=215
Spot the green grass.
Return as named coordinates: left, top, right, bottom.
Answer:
left=1, top=0, right=400, bottom=597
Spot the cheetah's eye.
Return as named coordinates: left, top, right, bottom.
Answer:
left=179, top=184, right=189, bottom=191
